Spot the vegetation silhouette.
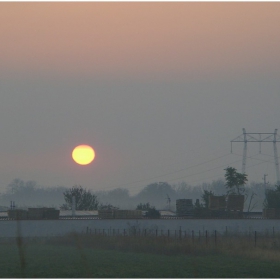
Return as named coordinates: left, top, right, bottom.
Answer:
left=62, top=185, right=99, bottom=210
left=264, top=184, right=280, bottom=209
left=224, top=167, right=248, bottom=195
left=0, top=176, right=271, bottom=212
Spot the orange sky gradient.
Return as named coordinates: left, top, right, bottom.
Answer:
left=1, top=3, right=280, bottom=80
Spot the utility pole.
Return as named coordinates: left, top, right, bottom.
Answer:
left=166, top=194, right=171, bottom=211
left=231, top=129, right=280, bottom=183
left=273, top=129, right=280, bottom=184
left=263, top=174, right=268, bottom=189
left=242, top=128, right=247, bottom=174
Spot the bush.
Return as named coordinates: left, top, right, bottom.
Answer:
left=145, top=207, right=161, bottom=219
left=264, top=185, right=280, bottom=209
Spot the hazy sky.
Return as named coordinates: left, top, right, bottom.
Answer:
left=1, top=2, right=280, bottom=194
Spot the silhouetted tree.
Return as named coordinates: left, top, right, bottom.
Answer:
left=7, top=178, right=36, bottom=194
left=263, top=185, right=280, bottom=209
left=145, top=207, right=161, bottom=219
left=247, top=191, right=258, bottom=212
left=0, top=179, right=66, bottom=208
left=136, top=202, right=151, bottom=210
left=135, top=202, right=160, bottom=218
left=62, top=185, right=99, bottom=210
left=224, top=167, right=247, bottom=195
left=201, top=190, right=214, bottom=209
left=98, top=203, right=118, bottom=210
left=136, top=182, right=176, bottom=208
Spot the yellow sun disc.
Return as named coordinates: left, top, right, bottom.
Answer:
left=72, top=145, right=95, bottom=165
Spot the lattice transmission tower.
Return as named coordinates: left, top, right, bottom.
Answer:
left=231, top=128, right=280, bottom=184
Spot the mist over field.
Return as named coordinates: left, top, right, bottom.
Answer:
left=0, top=178, right=268, bottom=212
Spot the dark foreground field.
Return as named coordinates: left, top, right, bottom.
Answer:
left=0, top=233, right=280, bottom=278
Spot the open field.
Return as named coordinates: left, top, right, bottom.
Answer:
left=1, top=233, right=280, bottom=278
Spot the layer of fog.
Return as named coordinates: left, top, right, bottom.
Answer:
left=0, top=178, right=270, bottom=213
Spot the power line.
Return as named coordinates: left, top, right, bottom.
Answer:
left=127, top=153, right=273, bottom=189
left=125, top=155, right=240, bottom=190
left=102, top=149, right=278, bottom=193
left=186, top=172, right=225, bottom=186
left=102, top=152, right=231, bottom=191
left=187, top=156, right=277, bottom=186
left=164, top=158, right=242, bottom=183
left=232, top=152, right=277, bottom=166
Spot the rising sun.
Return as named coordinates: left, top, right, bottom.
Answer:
left=72, top=144, right=95, bottom=165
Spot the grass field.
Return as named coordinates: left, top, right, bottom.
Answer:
left=0, top=233, right=280, bottom=278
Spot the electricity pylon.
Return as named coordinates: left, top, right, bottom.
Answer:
left=231, top=128, right=280, bottom=184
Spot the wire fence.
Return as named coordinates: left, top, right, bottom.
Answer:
left=84, top=226, right=280, bottom=248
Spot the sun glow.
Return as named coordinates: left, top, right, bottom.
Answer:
left=72, top=145, right=95, bottom=165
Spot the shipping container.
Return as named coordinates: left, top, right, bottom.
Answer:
left=227, top=195, right=244, bottom=212
left=209, top=196, right=226, bottom=210
left=7, top=209, right=28, bottom=220
left=28, top=208, right=59, bottom=220
left=98, top=209, right=142, bottom=219
left=176, top=199, right=193, bottom=217
left=263, top=208, right=280, bottom=219
left=114, top=210, right=142, bottom=219
left=98, top=209, right=114, bottom=219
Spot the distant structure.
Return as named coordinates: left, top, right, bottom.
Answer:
left=263, top=174, right=269, bottom=189
left=166, top=194, right=171, bottom=211
left=10, top=201, right=15, bottom=210
left=176, top=199, right=193, bottom=217
left=231, top=128, right=280, bottom=184
left=8, top=208, right=60, bottom=220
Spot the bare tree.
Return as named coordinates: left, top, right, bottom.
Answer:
left=62, top=185, right=99, bottom=210
left=247, top=192, right=258, bottom=212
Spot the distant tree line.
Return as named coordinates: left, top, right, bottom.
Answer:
left=0, top=179, right=66, bottom=209
left=1, top=172, right=277, bottom=212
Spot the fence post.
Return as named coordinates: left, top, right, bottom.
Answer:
left=179, top=227, right=182, bottom=240
left=199, top=230, right=200, bottom=241
left=168, top=229, right=170, bottom=238
left=205, top=230, right=208, bottom=245
left=215, top=230, right=217, bottom=246
left=192, top=230, right=194, bottom=243
left=273, top=227, right=275, bottom=237
left=255, top=231, right=257, bottom=247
